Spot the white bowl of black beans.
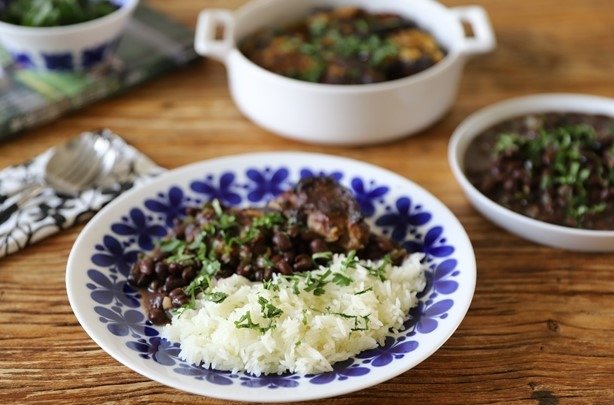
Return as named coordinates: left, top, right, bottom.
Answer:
left=449, top=93, right=614, bottom=252
left=194, top=0, right=496, bottom=145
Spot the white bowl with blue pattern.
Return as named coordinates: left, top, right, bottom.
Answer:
left=66, top=152, right=476, bottom=402
left=0, top=0, right=138, bottom=71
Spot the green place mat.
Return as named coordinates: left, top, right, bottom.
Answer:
left=0, top=5, right=198, bottom=140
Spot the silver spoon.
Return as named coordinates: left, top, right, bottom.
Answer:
left=0, top=132, right=117, bottom=223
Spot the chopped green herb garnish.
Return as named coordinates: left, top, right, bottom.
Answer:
left=370, top=39, right=399, bottom=66
left=262, top=279, right=280, bottom=291
left=354, top=287, right=373, bottom=295
left=258, top=296, right=283, bottom=319
left=353, top=315, right=371, bottom=331
left=240, top=212, right=287, bottom=243
left=494, top=133, right=521, bottom=154
left=211, top=199, right=224, bottom=216
left=308, top=15, right=328, bottom=36
left=366, top=255, right=390, bottom=281
left=203, top=291, right=228, bottom=303
left=253, top=212, right=285, bottom=227
left=200, top=259, right=221, bottom=276
left=207, top=199, right=238, bottom=233
left=333, top=312, right=354, bottom=319
left=342, top=250, right=358, bottom=269
left=234, top=311, right=260, bottom=329
left=188, top=232, right=206, bottom=250
left=312, top=251, right=333, bottom=264
left=354, top=19, right=369, bottom=33
left=173, top=306, right=191, bottom=317
left=539, top=174, right=552, bottom=190
left=174, top=258, right=222, bottom=317
left=291, top=277, right=301, bottom=295
left=159, top=238, right=185, bottom=253
left=234, top=310, right=276, bottom=333
left=300, top=62, right=326, bottom=83
left=184, top=272, right=210, bottom=298
left=332, top=272, right=353, bottom=287
left=166, top=244, right=195, bottom=264
left=333, top=312, right=371, bottom=331
left=304, top=269, right=332, bottom=296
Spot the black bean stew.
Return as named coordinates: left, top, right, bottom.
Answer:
left=464, top=112, right=614, bottom=230
left=240, top=7, right=446, bottom=85
left=129, top=177, right=407, bottom=324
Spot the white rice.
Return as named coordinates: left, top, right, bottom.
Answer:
left=162, top=253, right=426, bottom=375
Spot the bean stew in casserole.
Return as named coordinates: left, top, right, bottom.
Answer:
left=239, top=6, right=446, bottom=85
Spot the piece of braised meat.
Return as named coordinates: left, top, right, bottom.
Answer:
left=269, top=176, right=371, bottom=251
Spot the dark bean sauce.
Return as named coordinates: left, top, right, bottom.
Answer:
left=464, top=112, right=613, bottom=231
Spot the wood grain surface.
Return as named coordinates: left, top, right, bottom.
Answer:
left=1, top=1, right=613, bottom=404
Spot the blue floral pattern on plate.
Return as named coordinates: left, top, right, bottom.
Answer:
left=67, top=154, right=475, bottom=401
left=245, top=167, right=291, bottom=202
left=190, top=172, right=241, bottom=206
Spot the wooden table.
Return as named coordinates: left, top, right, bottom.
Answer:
left=1, top=1, right=613, bottom=403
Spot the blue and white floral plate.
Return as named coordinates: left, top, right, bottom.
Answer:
left=66, top=152, right=476, bottom=402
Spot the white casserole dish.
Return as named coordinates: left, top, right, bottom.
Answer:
left=448, top=93, right=614, bottom=252
left=194, top=0, right=496, bottom=145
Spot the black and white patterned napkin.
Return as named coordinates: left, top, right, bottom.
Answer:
left=0, top=129, right=165, bottom=257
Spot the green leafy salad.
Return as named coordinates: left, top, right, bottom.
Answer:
left=0, top=0, right=119, bottom=27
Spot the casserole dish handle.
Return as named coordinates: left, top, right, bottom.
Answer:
left=451, top=6, right=496, bottom=55
left=195, top=9, right=235, bottom=63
